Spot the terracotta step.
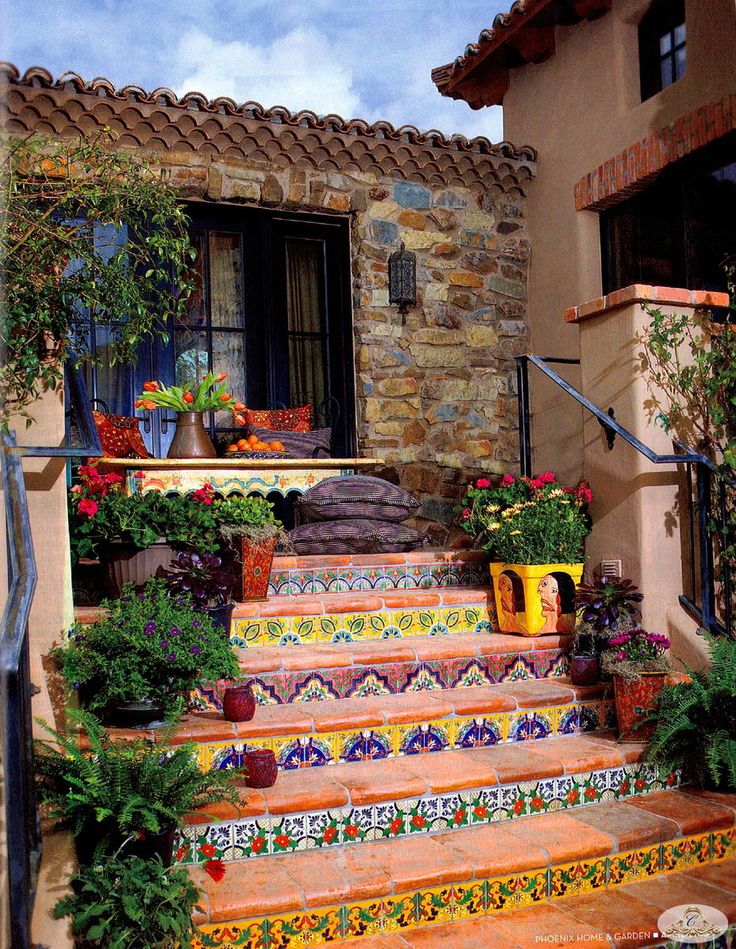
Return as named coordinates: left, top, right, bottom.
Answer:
left=174, top=732, right=678, bottom=866
left=231, top=585, right=498, bottom=647
left=193, top=631, right=571, bottom=709
left=108, top=677, right=613, bottom=771
left=268, top=548, right=490, bottom=596
left=324, top=856, right=736, bottom=947
left=188, top=790, right=736, bottom=948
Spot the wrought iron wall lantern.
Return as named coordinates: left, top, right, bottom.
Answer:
left=388, top=242, right=416, bottom=319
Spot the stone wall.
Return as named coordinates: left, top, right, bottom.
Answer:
left=4, top=64, right=536, bottom=535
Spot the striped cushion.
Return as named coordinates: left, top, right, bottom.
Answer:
left=296, top=475, right=419, bottom=523
left=248, top=426, right=331, bottom=458
left=289, top=518, right=422, bottom=554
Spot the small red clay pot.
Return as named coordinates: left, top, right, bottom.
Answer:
left=222, top=683, right=256, bottom=723
left=570, top=653, right=600, bottom=686
left=244, top=749, right=278, bottom=788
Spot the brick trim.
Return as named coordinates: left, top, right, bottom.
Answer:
left=564, top=284, right=730, bottom=324
left=574, top=96, right=736, bottom=211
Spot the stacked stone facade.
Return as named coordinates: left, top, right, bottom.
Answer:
left=3, top=64, right=536, bottom=533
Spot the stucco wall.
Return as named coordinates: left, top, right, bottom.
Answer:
left=501, top=0, right=736, bottom=482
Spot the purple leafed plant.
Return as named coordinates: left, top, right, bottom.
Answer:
left=162, top=551, right=237, bottom=608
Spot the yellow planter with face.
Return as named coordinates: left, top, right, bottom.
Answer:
left=490, top=562, right=584, bottom=637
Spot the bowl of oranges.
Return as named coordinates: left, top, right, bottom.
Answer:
left=225, top=434, right=288, bottom=458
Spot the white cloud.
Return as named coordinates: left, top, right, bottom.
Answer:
left=175, top=26, right=362, bottom=118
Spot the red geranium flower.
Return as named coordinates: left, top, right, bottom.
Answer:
left=198, top=843, right=216, bottom=858
left=78, top=498, right=99, bottom=517
left=475, top=478, right=491, bottom=489
left=204, top=859, right=226, bottom=882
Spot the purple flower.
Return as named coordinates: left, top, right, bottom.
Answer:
left=176, top=597, right=185, bottom=605
left=137, top=593, right=145, bottom=601
left=144, top=622, right=156, bottom=636
left=169, top=626, right=180, bottom=637
left=160, top=640, right=168, bottom=650
left=189, top=645, right=201, bottom=655
left=166, top=651, right=176, bottom=662
left=192, top=620, right=202, bottom=628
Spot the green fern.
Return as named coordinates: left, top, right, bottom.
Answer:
left=647, top=633, right=736, bottom=790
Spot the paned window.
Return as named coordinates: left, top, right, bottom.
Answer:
left=639, top=0, right=687, bottom=101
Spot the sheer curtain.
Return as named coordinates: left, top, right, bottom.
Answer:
left=285, top=238, right=325, bottom=409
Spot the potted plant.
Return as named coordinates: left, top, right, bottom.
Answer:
left=54, top=853, right=202, bottom=949
left=213, top=496, right=285, bottom=601
left=162, top=550, right=239, bottom=635
left=601, top=626, right=671, bottom=741
left=54, top=578, right=239, bottom=723
left=472, top=473, right=592, bottom=637
left=69, top=466, right=221, bottom=595
left=646, top=632, right=733, bottom=790
left=35, top=710, right=240, bottom=866
left=571, top=575, right=644, bottom=684
left=134, top=371, right=244, bottom=458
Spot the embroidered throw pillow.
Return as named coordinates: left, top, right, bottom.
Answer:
left=244, top=404, right=312, bottom=432
left=92, top=411, right=151, bottom=459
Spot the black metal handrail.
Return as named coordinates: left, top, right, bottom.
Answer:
left=1, top=357, right=101, bottom=948
left=516, top=353, right=734, bottom=638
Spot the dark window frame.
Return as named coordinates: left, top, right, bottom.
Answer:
left=639, top=0, right=687, bottom=101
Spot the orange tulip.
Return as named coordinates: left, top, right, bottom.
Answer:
left=219, top=393, right=231, bottom=402
left=216, top=372, right=227, bottom=382
left=141, top=400, right=157, bottom=410
left=134, top=399, right=143, bottom=408
left=234, top=413, right=246, bottom=426
left=233, top=401, right=245, bottom=411
left=143, top=381, right=159, bottom=392
left=183, top=391, right=194, bottom=404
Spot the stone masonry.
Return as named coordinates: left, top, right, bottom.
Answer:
left=3, top=64, right=536, bottom=534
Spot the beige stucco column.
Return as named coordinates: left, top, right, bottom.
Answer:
left=567, top=284, right=729, bottom=670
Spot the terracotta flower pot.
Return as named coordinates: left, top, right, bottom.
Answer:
left=244, top=748, right=278, bottom=788
left=167, top=411, right=216, bottom=459
left=570, top=653, right=600, bottom=686
left=222, top=683, right=256, bottom=722
left=237, top=537, right=276, bottom=601
left=613, top=671, right=667, bottom=741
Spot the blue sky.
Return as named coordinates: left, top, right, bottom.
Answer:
left=5, top=1, right=511, bottom=141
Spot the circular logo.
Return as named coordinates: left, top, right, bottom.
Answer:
left=657, top=904, right=729, bottom=944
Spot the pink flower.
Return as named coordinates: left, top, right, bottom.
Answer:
left=475, top=478, right=491, bottom=489
left=462, top=508, right=471, bottom=519
left=538, top=471, right=556, bottom=484
left=530, top=478, right=543, bottom=489
left=77, top=498, right=98, bottom=518
left=501, top=474, right=516, bottom=486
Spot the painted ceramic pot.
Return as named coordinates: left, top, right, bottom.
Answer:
left=244, top=748, right=278, bottom=788
left=167, top=411, right=216, bottom=459
left=237, top=537, right=276, bottom=601
left=613, top=671, right=667, bottom=741
left=490, top=562, right=584, bottom=637
left=222, top=683, right=256, bottom=723
left=570, top=653, right=600, bottom=686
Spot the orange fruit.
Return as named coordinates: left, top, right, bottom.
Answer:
left=271, top=441, right=284, bottom=451
left=227, top=444, right=238, bottom=453
left=237, top=439, right=248, bottom=450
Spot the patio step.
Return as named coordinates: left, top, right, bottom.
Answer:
left=193, top=631, right=571, bottom=709
left=108, top=677, right=613, bottom=771
left=230, top=585, right=497, bottom=648
left=174, top=732, right=679, bottom=866
left=267, top=548, right=490, bottom=596
left=188, top=790, right=736, bottom=948
left=323, top=857, right=736, bottom=948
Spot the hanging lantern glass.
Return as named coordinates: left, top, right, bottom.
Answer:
left=388, top=242, right=417, bottom=315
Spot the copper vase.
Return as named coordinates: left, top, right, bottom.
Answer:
left=167, top=412, right=216, bottom=459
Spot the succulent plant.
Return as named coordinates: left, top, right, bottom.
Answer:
left=162, top=551, right=237, bottom=608
left=575, top=575, right=643, bottom=634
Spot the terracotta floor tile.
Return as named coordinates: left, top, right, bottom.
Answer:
left=350, top=553, right=407, bottom=566
left=569, top=801, right=679, bottom=851
left=626, top=789, right=736, bottom=835
left=336, top=758, right=427, bottom=804
left=234, top=647, right=284, bottom=674
left=478, top=633, right=570, bottom=654
left=379, top=692, right=455, bottom=724
left=411, top=638, right=488, bottom=661
left=625, top=872, right=736, bottom=916
left=399, top=750, right=499, bottom=792
left=272, top=555, right=298, bottom=568
left=381, top=591, right=442, bottom=608
left=492, top=902, right=611, bottom=949
left=368, top=835, right=474, bottom=891
left=170, top=713, right=236, bottom=743
left=259, top=596, right=325, bottom=617
left=343, top=640, right=417, bottom=664
left=587, top=731, right=646, bottom=763
left=439, top=686, right=517, bottom=715
left=465, top=744, right=564, bottom=783
left=190, top=859, right=304, bottom=921
left=496, top=680, right=577, bottom=707
left=185, top=799, right=251, bottom=824
left=438, top=587, right=492, bottom=605
left=685, top=857, right=736, bottom=891
left=436, top=823, right=548, bottom=876
left=330, top=936, right=411, bottom=949
left=260, top=766, right=349, bottom=814
left=401, top=916, right=522, bottom=949
left=680, top=788, right=736, bottom=816
left=529, top=735, right=627, bottom=772
left=278, top=645, right=356, bottom=670
left=231, top=705, right=314, bottom=738
left=296, top=555, right=352, bottom=567
left=301, top=697, right=386, bottom=732
left=560, top=889, right=666, bottom=948
left=508, top=812, right=614, bottom=863
left=230, top=602, right=261, bottom=618
left=324, top=594, right=385, bottom=613
left=283, top=847, right=392, bottom=907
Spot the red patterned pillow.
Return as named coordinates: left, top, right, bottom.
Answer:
left=92, top=411, right=152, bottom=459
left=244, top=404, right=312, bottom=432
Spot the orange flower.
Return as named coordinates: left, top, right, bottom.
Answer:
left=216, top=372, right=227, bottom=381
left=233, top=413, right=246, bottom=426
left=134, top=399, right=143, bottom=408
left=143, top=381, right=159, bottom=392
left=219, top=393, right=231, bottom=402
left=141, top=400, right=157, bottom=410
left=183, top=391, right=194, bottom=404
left=233, top=402, right=246, bottom=411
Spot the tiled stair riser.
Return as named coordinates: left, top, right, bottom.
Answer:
left=193, top=650, right=569, bottom=709
left=194, top=699, right=615, bottom=771
left=269, top=560, right=489, bottom=596
left=194, top=827, right=736, bottom=948
left=232, top=604, right=495, bottom=648
left=175, top=762, right=679, bottom=866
